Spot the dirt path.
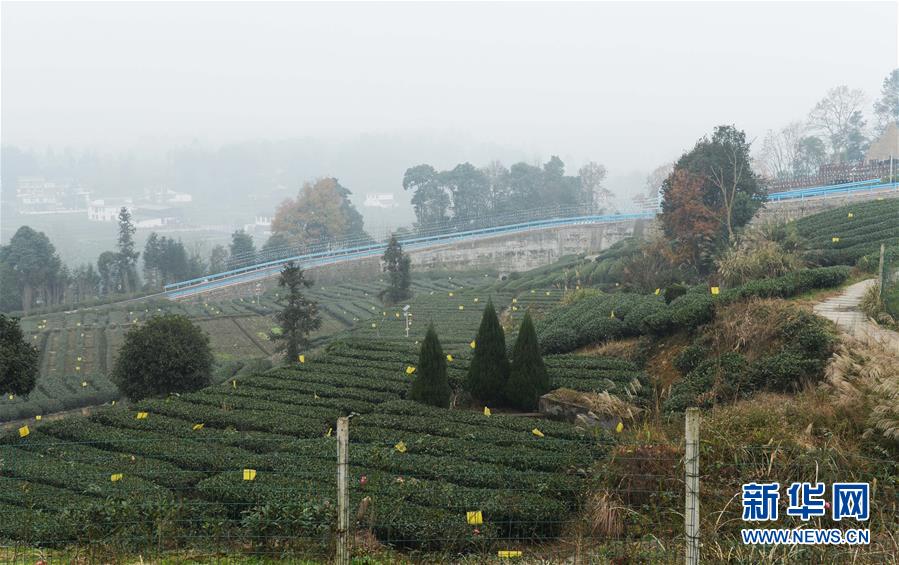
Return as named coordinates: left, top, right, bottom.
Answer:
left=813, top=279, right=899, bottom=354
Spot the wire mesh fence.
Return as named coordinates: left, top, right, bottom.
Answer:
left=1, top=408, right=897, bottom=563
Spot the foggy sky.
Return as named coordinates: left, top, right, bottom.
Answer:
left=2, top=1, right=897, bottom=176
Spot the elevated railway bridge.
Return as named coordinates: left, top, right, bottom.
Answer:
left=165, top=179, right=899, bottom=299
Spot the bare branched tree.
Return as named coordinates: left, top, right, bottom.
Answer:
left=757, top=121, right=805, bottom=178
left=808, top=86, right=867, bottom=161
left=707, top=143, right=746, bottom=240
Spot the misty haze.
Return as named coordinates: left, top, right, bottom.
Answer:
left=1, top=1, right=898, bottom=563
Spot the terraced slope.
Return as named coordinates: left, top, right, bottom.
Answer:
left=1, top=273, right=490, bottom=422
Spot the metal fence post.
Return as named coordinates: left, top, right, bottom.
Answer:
left=336, top=416, right=350, bottom=565
left=685, top=408, right=700, bottom=565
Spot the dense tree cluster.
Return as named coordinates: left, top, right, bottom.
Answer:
left=403, top=157, right=609, bottom=230
left=661, top=125, right=764, bottom=273
left=758, top=69, right=899, bottom=179
left=0, top=226, right=64, bottom=313
left=462, top=302, right=551, bottom=410
left=143, top=233, right=205, bottom=288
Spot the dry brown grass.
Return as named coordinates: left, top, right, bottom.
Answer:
left=822, top=338, right=899, bottom=443
left=641, top=333, right=692, bottom=414
left=544, top=388, right=643, bottom=423
left=580, top=490, right=625, bottom=539
left=577, top=337, right=643, bottom=361
left=702, top=298, right=799, bottom=362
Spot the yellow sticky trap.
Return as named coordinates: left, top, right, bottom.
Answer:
left=77, top=356, right=82, bottom=361
left=7, top=394, right=13, bottom=400
left=192, top=423, right=204, bottom=431
left=76, top=366, right=80, bottom=371
left=483, top=406, right=491, bottom=417
left=512, top=298, right=517, bottom=304
left=847, top=212, right=853, bottom=218
left=710, top=287, right=720, bottom=295
left=470, top=340, right=476, bottom=349
left=616, top=421, right=624, bottom=433
left=395, top=312, right=400, bottom=318
left=298, top=354, right=305, bottom=363
left=448, top=292, right=454, bottom=297
left=474, top=298, right=479, bottom=303
left=466, top=510, right=483, bottom=525
left=81, top=381, right=88, bottom=387
left=459, top=305, right=464, bottom=310
left=498, top=550, right=522, bottom=558
left=110, top=473, right=123, bottom=482
left=232, top=379, right=237, bottom=389
left=18, top=425, right=29, bottom=438
left=512, top=306, right=518, bottom=311
left=111, top=400, right=116, bottom=406
left=654, top=288, right=661, bottom=295
left=382, top=311, right=386, bottom=316
left=326, top=427, right=332, bottom=437
left=35, top=415, right=42, bottom=421
left=446, top=354, right=454, bottom=362
left=405, top=366, right=416, bottom=375
left=610, top=311, right=615, bottom=319
left=832, top=237, right=840, bottom=243
left=531, top=428, right=544, bottom=438
left=545, top=291, right=550, bottom=296
left=243, top=469, right=257, bottom=481
left=135, top=412, right=148, bottom=420
left=371, top=323, right=377, bottom=328
left=394, top=441, right=407, bottom=453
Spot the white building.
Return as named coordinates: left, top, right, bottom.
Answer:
left=243, top=215, right=272, bottom=238
left=16, top=177, right=88, bottom=214
left=88, top=198, right=132, bottom=222
left=364, top=193, right=396, bottom=209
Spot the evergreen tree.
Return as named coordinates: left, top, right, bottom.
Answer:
left=209, top=244, right=229, bottom=274
left=464, top=299, right=510, bottom=403
left=381, top=235, right=412, bottom=304
left=504, top=310, right=551, bottom=410
left=271, top=261, right=322, bottom=363
left=116, top=207, right=140, bottom=293
left=228, top=230, right=256, bottom=270
left=408, top=324, right=451, bottom=408
left=0, top=314, right=39, bottom=396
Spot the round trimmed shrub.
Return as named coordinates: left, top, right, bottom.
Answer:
left=111, top=314, right=213, bottom=400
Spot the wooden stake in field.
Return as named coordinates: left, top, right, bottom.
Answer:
left=336, top=416, right=350, bottom=565
left=685, top=408, right=700, bottom=565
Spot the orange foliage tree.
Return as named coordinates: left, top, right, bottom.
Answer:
left=271, top=178, right=367, bottom=248
left=660, top=169, right=720, bottom=271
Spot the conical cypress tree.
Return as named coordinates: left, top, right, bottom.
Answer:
left=505, top=310, right=551, bottom=410
left=409, top=324, right=452, bottom=408
left=464, top=299, right=510, bottom=403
